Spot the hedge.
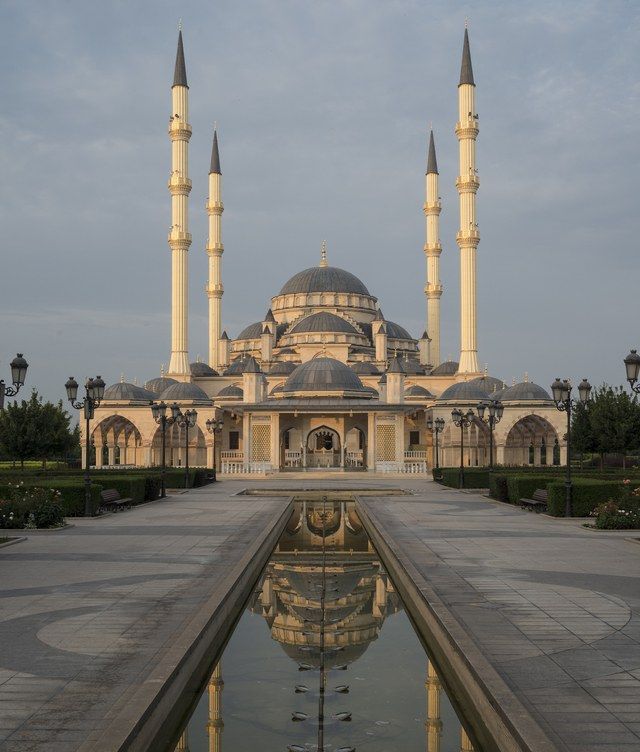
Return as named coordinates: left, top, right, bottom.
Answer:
left=547, top=479, right=625, bottom=517
left=505, top=475, right=553, bottom=505
left=489, top=473, right=509, bottom=502
left=435, top=467, right=490, bottom=489
left=0, top=480, right=103, bottom=517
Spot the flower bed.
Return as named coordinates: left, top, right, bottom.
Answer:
left=0, top=484, right=65, bottom=529
left=589, top=481, right=640, bottom=529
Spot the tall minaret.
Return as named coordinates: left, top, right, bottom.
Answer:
left=206, top=129, right=224, bottom=369
left=455, top=27, right=480, bottom=374
left=207, top=662, right=224, bottom=752
left=424, top=129, right=443, bottom=367
left=168, top=28, right=192, bottom=377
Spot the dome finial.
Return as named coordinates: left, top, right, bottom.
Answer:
left=160, top=363, right=165, bottom=377
left=319, top=240, right=328, bottom=268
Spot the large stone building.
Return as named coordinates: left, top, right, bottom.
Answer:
left=87, top=28, right=566, bottom=475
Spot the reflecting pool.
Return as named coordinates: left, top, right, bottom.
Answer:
left=164, top=498, right=479, bottom=751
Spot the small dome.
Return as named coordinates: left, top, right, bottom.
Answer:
left=236, top=322, right=263, bottom=340
left=279, top=266, right=371, bottom=296
left=268, top=361, right=298, bottom=375
left=103, top=382, right=155, bottom=402
left=386, top=321, right=413, bottom=340
left=289, top=312, right=359, bottom=335
left=438, top=381, right=489, bottom=402
left=159, top=382, right=212, bottom=402
left=282, top=357, right=367, bottom=395
left=190, top=361, right=219, bottom=377
left=489, top=387, right=508, bottom=401
left=350, top=361, right=380, bottom=375
left=269, top=384, right=285, bottom=396
left=405, top=384, right=434, bottom=398
left=400, top=359, right=426, bottom=375
left=223, top=358, right=247, bottom=375
left=469, top=375, right=506, bottom=393
left=144, top=377, right=178, bottom=395
left=431, top=360, right=459, bottom=376
left=501, top=382, right=552, bottom=401
left=216, top=384, right=244, bottom=399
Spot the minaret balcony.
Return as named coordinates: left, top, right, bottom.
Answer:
left=423, top=201, right=442, bottom=215
left=168, top=122, right=192, bottom=140
left=455, top=175, right=480, bottom=191
left=206, top=200, right=224, bottom=214
left=456, top=229, right=480, bottom=245
left=168, top=230, right=192, bottom=246
left=455, top=120, right=479, bottom=138
left=423, top=243, right=442, bottom=255
left=168, top=177, right=192, bottom=194
left=425, top=283, right=443, bottom=297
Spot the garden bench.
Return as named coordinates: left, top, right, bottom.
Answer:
left=519, top=489, right=548, bottom=513
left=100, top=488, right=132, bottom=513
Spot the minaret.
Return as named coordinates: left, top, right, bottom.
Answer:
left=168, top=28, right=192, bottom=377
left=206, top=129, right=224, bottom=369
left=424, top=129, right=443, bottom=366
left=207, top=662, right=224, bottom=752
left=455, top=27, right=480, bottom=374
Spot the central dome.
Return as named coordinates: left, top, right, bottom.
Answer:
left=282, top=357, right=368, bottom=396
left=279, top=266, right=371, bottom=297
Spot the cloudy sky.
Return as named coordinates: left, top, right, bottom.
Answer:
left=1, top=0, right=639, bottom=405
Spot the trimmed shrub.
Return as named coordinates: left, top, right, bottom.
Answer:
left=489, top=473, right=509, bottom=502
left=547, top=479, right=625, bottom=517
left=436, top=467, right=490, bottom=489
left=506, top=475, right=552, bottom=505
left=0, top=482, right=97, bottom=523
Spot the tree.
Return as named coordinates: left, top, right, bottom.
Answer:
left=0, top=391, right=78, bottom=468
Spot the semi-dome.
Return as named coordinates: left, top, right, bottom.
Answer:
left=405, top=385, right=434, bottom=398
left=279, top=266, right=371, bottom=297
left=216, top=384, right=244, bottom=399
left=501, top=382, right=552, bottom=401
left=438, top=381, right=489, bottom=402
left=289, top=312, right=359, bottom=335
left=190, top=361, right=219, bottom=377
left=282, top=357, right=368, bottom=396
left=144, top=377, right=178, bottom=395
left=268, top=361, right=298, bottom=375
left=350, top=361, right=380, bottom=375
left=223, top=358, right=247, bottom=375
left=158, top=382, right=212, bottom=402
left=103, top=382, right=155, bottom=402
left=431, top=360, right=459, bottom=376
left=386, top=321, right=413, bottom=340
left=236, top=322, right=263, bottom=340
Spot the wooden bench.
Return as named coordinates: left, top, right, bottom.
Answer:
left=100, top=488, right=132, bottom=513
left=520, top=489, right=548, bottom=513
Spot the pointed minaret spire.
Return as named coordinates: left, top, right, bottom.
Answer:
left=426, top=130, right=438, bottom=175
left=319, top=240, right=328, bottom=267
left=210, top=128, right=221, bottom=174
left=459, top=27, right=475, bottom=86
left=173, top=29, right=188, bottom=88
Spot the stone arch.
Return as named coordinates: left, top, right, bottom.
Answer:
left=91, top=415, right=143, bottom=467
left=151, top=421, right=207, bottom=468
left=501, top=415, right=559, bottom=467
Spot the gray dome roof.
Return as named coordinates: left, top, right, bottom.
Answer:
left=405, top=384, right=434, bottom=398
left=144, top=377, right=178, bottom=395
left=469, top=375, right=506, bottom=393
left=364, top=386, right=379, bottom=397
left=236, top=322, right=263, bottom=340
left=279, top=266, right=370, bottom=296
left=501, top=382, right=552, bottom=401
left=289, top=312, right=359, bottom=335
left=217, top=384, right=244, bottom=399
left=489, top=387, right=508, bottom=401
left=400, top=359, right=425, bottom=375
left=431, top=360, right=459, bottom=376
left=283, top=357, right=367, bottom=394
left=223, top=358, right=247, bottom=375
left=268, top=361, right=298, bottom=375
left=158, top=382, right=212, bottom=402
left=386, top=321, right=413, bottom=340
left=438, top=381, right=489, bottom=402
left=350, top=361, right=380, bottom=375
left=103, top=382, right=155, bottom=402
left=190, top=361, right=219, bottom=377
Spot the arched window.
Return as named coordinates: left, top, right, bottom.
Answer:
left=114, top=445, right=121, bottom=465
left=528, top=443, right=535, bottom=465
left=540, top=438, right=547, bottom=466
left=102, top=445, right=109, bottom=466
left=553, top=439, right=561, bottom=465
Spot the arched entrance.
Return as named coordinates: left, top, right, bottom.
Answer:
left=306, top=426, right=341, bottom=469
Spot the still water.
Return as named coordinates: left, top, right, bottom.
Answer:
left=166, top=499, right=478, bottom=752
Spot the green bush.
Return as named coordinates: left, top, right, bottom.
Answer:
left=591, top=500, right=640, bottom=529
left=0, top=485, right=65, bottom=528
left=489, top=473, right=509, bottom=502
left=435, top=467, right=490, bottom=489
left=506, top=475, right=552, bottom=504
left=144, top=475, right=161, bottom=501
left=0, top=479, right=102, bottom=517
left=547, top=479, right=625, bottom=517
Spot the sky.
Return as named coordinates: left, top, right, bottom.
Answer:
left=0, top=0, right=639, bottom=406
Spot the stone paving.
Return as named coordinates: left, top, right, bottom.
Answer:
left=358, top=481, right=640, bottom=752
left=0, top=483, right=289, bottom=751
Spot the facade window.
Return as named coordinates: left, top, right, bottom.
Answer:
left=540, top=439, right=547, bottom=465
left=229, top=431, right=239, bottom=451
left=409, top=430, right=420, bottom=447
left=553, top=439, right=560, bottom=465
left=114, top=445, right=121, bottom=465
left=528, top=443, right=535, bottom=465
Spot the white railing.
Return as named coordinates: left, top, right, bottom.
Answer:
left=221, top=450, right=244, bottom=461
left=345, top=451, right=364, bottom=468
left=221, top=461, right=273, bottom=475
left=376, top=460, right=427, bottom=474
left=404, top=451, right=427, bottom=460
left=403, top=460, right=427, bottom=474
left=284, top=450, right=302, bottom=467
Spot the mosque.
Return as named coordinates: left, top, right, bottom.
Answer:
left=87, top=28, right=566, bottom=475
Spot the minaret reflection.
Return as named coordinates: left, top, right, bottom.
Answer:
left=206, top=662, right=224, bottom=752
left=174, top=729, right=189, bottom=751
left=461, top=727, right=475, bottom=751
left=426, top=659, right=442, bottom=752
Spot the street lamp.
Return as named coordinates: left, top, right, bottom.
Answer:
left=623, top=350, right=640, bottom=393
left=176, top=408, right=198, bottom=488
left=150, top=400, right=181, bottom=498
left=451, top=408, right=475, bottom=489
left=0, top=353, right=29, bottom=409
left=65, top=374, right=106, bottom=516
left=205, top=416, right=224, bottom=481
left=476, top=399, right=504, bottom=468
left=426, top=415, right=445, bottom=471
left=550, top=377, right=592, bottom=517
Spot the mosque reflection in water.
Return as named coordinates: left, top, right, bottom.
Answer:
left=173, top=500, right=477, bottom=751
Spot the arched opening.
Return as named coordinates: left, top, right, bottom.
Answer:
left=280, top=426, right=301, bottom=469
left=92, top=415, right=143, bottom=468
left=345, top=426, right=367, bottom=470
left=153, top=422, right=207, bottom=468
left=305, top=426, right=341, bottom=469
left=503, top=416, right=559, bottom=467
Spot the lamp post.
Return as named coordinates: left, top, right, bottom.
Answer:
left=176, top=408, right=198, bottom=488
left=65, top=375, right=106, bottom=516
left=150, top=400, right=181, bottom=498
left=551, top=377, right=592, bottom=517
left=623, top=349, right=640, bottom=393
left=0, top=354, right=29, bottom=409
left=205, top=416, right=224, bottom=481
left=476, top=399, right=504, bottom=468
left=451, top=408, right=474, bottom=489
left=426, top=416, right=445, bottom=471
